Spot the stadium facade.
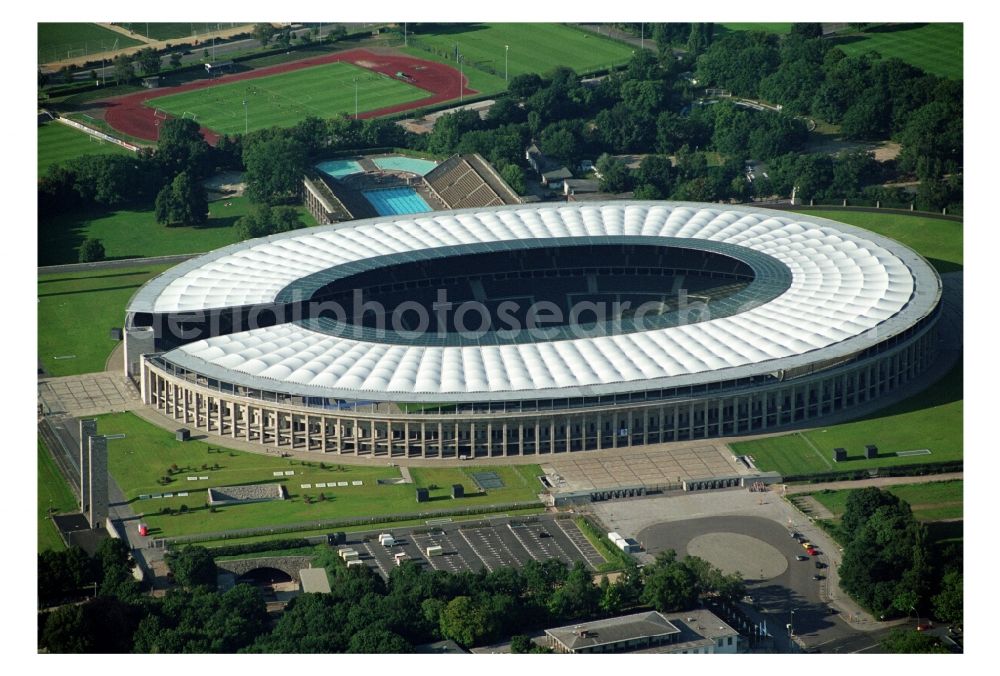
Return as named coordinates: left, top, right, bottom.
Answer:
left=125, top=202, right=941, bottom=459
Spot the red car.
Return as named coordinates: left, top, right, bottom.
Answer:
left=806, top=548, right=818, bottom=556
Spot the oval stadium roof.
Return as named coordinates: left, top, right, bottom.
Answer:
left=132, top=202, right=941, bottom=403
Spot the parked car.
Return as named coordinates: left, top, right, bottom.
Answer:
left=801, top=542, right=812, bottom=549
left=815, top=561, right=826, bottom=569
left=796, top=555, right=809, bottom=561
left=807, top=548, right=818, bottom=556
left=916, top=621, right=934, bottom=632
left=813, top=574, right=825, bottom=581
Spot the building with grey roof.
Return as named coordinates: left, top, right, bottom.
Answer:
left=544, top=609, right=739, bottom=654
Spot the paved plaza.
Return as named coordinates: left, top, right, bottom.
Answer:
left=541, top=442, right=747, bottom=492
left=38, top=372, right=143, bottom=417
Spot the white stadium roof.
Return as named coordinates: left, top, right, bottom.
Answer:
left=131, top=202, right=940, bottom=403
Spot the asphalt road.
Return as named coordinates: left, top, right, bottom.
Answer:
left=80, top=24, right=364, bottom=81
left=637, top=514, right=871, bottom=653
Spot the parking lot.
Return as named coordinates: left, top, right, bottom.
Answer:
left=342, top=515, right=606, bottom=579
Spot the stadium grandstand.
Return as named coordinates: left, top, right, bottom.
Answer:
left=124, top=202, right=941, bottom=460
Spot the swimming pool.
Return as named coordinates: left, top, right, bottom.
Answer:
left=315, top=159, right=363, bottom=179
left=373, top=156, right=438, bottom=175
left=362, top=187, right=432, bottom=216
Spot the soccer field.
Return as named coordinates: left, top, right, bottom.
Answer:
left=831, top=23, right=962, bottom=80
left=38, top=23, right=142, bottom=63
left=146, top=61, right=428, bottom=135
left=38, top=121, right=133, bottom=177
left=408, top=23, right=634, bottom=83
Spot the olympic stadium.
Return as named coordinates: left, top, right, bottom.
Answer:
left=124, top=202, right=942, bottom=460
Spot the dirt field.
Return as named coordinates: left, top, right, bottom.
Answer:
left=100, top=48, right=473, bottom=144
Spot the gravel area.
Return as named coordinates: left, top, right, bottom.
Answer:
left=208, top=483, right=285, bottom=504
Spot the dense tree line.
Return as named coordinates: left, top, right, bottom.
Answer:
left=38, top=538, right=744, bottom=654
left=836, top=487, right=962, bottom=627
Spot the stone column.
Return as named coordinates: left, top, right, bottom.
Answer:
left=88, top=435, right=109, bottom=529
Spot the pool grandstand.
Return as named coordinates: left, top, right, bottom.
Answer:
left=304, top=152, right=521, bottom=225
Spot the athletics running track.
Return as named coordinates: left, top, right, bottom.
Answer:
left=101, top=48, right=475, bottom=144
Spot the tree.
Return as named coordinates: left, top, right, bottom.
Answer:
left=791, top=23, right=824, bottom=39
left=38, top=547, right=97, bottom=606
left=595, top=153, right=631, bottom=193
left=234, top=204, right=304, bottom=241
left=548, top=561, right=600, bottom=621
left=508, top=72, right=544, bottom=99
left=932, top=570, right=962, bottom=627
left=164, top=545, right=216, bottom=588
left=155, top=172, right=209, bottom=227
left=898, top=101, right=963, bottom=179
left=112, top=54, right=135, bottom=85
left=78, top=238, right=106, bottom=263
left=169, top=52, right=182, bottom=69
left=347, top=628, right=411, bottom=653
left=438, top=596, right=488, bottom=647
left=881, top=628, right=950, bottom=654
left=641, top=550, right=701, bottom=612
left=842, top=487, right=903, bottom=541
left=253, top=23, right=276, bottom=47
left=539, top=124, right=578, bottom=167
left=157, top=117, right=212, bottom=180
left=498, top=162, right=526, bottom=195
left=510, top=634, right=534, bottom=653
left=137, top=48, right=161, bottom=76
left=243, top=134, right=308, bottom=204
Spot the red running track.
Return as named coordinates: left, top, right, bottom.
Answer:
left=101, top=48, right=476, bottom=144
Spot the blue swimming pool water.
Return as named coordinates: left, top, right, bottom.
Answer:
left=315, top=159, right=363, bottom=179
left=373, top=156, right=438, bottom=175
left=362, top=187, right=432, bottom=216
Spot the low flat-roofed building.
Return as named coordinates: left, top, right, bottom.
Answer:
left=415, top=639, right=468, bottom=654
left=298, top=568, right=331, bottom=594
left=544, top=609, right=738, bottom=654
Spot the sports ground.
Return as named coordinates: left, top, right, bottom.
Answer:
left=102, top=48, right=474, bottom=143
left=38, top=23, right=142, bottom=63
left=830, top=23, right=962, bottom=80
left=148, top=61, right=428, bottom=136
left=38, top=121, right=133, bottom=177
left=405, top=23, right=634, bottom=82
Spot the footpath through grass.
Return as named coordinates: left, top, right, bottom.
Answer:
left=38, top=437, right=78, bottom=552
left=38, top=264, right=170, bottom=377
left=732, top=360, right=963, bottom=477
left=147, top=61, right=427, bottom=135
left=803, top=209, right=963, bottom=274
left=807, top=480, right=963, bottom=523
left=38, top=122, right=133, bottom=177
left=100, top=412, right=543, bottom=539
left=829, top=23, right=962, bottom=80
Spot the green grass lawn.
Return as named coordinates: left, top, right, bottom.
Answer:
left=99, top=412, right=542, bottom=539
left=807, top=480, right=963, bottom=522
left=405, top=23, right=634, bottom=93
left=803, top=209, right=963, bottom=274
left=38, top=121, right=134, bottom=177
left=829, top=23, right=962, bottom=80
left=39, top=194, right=316, bottom=266
left=732, top=360, right=963, bottom=477
left=718, top=23, right=793, bottom=35
left=114, top=22, right=247, bottom=41
left=39, top=23, right=143, bottom=63
left=38, top=264, right=170, bottom=377
left=38, top=437, right=79, bottom=552
left=146, top=61, right=428, bottom=135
